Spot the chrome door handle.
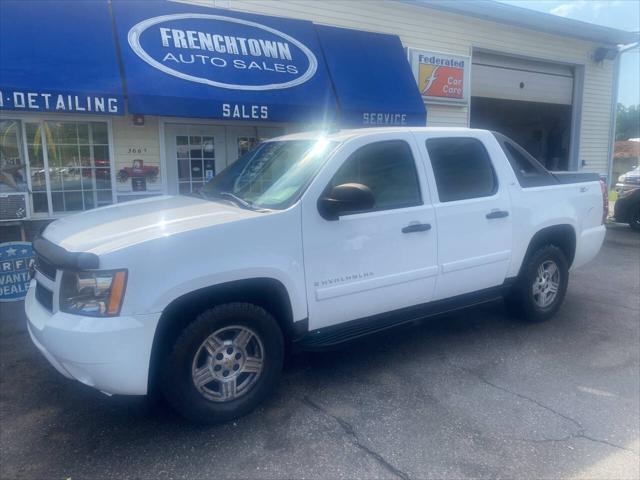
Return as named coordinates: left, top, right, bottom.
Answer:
left=402, top=223, right=431, bottom=233
left=486, top=210, right=509, bottom=219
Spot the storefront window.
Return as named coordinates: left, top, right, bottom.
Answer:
left=238, top=137, right=259, bottom=157
left=177, top=134, right=216, bottom=194
left=24, top=120, right=113, bottom=215
left=0, top=120, right=27, bottom=195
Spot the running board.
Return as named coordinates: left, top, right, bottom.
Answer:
left=296, top=285, right=509, bottom=349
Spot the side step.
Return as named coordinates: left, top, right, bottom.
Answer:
left=296, top=285, right=508, bottom=349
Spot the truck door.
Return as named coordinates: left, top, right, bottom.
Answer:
left=301, top=134, right=438, bottom=330
left=416, top=132, right=513, bottom=300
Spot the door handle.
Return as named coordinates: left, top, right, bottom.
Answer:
left=486, top=210, right=509, bottom=219
left=402, top=223, right=431, bottom=233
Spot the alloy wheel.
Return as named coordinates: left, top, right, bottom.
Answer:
left=532, top=260, right=560, bottom=308
left=191, top=325, right=264, bottom=402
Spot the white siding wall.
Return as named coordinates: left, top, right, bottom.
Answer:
left=111, top=116, right=164, bottom=199
left=176, top=0, right=616, bottom=173
left=426, top=104, right=468, bottom=127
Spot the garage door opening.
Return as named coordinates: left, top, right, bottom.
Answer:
left=470, top=97, right=573, bottom=171
left=470, top=51, right=574, bottom=171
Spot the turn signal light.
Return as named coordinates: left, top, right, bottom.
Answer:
left=599, top=179, right=608, bottom=225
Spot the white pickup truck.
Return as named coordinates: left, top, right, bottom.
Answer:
left=26, top=127, right=607, bottom=423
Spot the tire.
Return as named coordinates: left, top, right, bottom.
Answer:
left=505, top=245, right=569, bottom=323
left=161, top=302, right=284, bottom=424
left=629, top=205, right=640, bottom=232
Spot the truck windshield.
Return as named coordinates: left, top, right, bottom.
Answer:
left=201, top=138, right=338, bottom=210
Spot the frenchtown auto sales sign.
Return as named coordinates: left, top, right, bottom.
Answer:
left=127, top=13, right=318, bottom=91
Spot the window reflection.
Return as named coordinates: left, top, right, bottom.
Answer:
left=23, top=121, right=113, bottom=214
left=0, top=120, right=27, bottom=194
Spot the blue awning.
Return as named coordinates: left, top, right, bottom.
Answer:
left=111, top=1, right=338, bottom=124
left=315, top=25, right=426, bottom=127
left=0, top=1, right=425, bottom=126
left=0, top=1, right=124, bottom=115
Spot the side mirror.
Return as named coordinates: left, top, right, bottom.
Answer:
left=317, top=183, right=375, bottom=220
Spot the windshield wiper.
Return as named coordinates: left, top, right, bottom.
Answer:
left=205, top=191, right=256, bottom=210
left=219, top=192, right=254, bottom=209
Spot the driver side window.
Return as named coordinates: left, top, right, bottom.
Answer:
left=329, top=140, right=422, bottom=213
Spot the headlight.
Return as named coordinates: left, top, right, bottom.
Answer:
left=618, top=174, right=626, bottom=182
left=60, top=269, right=127, bottom=317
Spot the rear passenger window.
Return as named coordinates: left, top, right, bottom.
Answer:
left=503, top=142, right=540, bottom=175
left=493, top=132, right=557, bottom=187
left=426, top=138, right=497, bottom=202
left=330, top=140, right=422, bottom=212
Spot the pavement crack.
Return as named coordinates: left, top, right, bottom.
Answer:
left=456, top=366, right=637, bottom=454
left=302, top=396, right=412, bottom=480
left=576, top=434, right=637, bottom=453
left=469, top=370, right=583, bottom=431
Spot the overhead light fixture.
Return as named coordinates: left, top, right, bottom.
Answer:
left=593, top=47, right=618, bottom=62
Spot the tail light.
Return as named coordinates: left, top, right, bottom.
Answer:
left=599, top=179, right=608, bottom=224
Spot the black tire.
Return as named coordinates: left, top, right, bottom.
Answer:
left=505, top=245, right=569, bottom=323
left=161, top=302, right=284, bottom=424
left=629, top=205, right=640, bottom=232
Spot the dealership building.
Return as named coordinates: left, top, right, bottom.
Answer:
left=1, top=0, right=638, bottom=236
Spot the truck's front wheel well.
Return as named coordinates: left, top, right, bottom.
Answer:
left=520, top=224, right=576, bottom=276
left=147, top=278, right=294, bottom=394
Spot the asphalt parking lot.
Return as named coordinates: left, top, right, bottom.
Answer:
left=1, top=225, right=638, bottom=480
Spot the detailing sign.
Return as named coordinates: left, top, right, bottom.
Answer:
left=408, top=48, right=470, bottom=104
left=0, top=242, right=34, bottom=302
left=0, top=90, right=122, bottom=114
left=128, top=14, right=318, bottom=91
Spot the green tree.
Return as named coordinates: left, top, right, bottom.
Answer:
left=616, top=103, right=640, bottom=141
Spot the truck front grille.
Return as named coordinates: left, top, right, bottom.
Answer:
left=35, top=282, right=53, bottom=312
left=35, top=253, right=57, bottom=281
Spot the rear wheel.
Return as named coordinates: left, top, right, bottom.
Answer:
left=506, top=245, right=569, bottom=322
left=161, top=302, right=284, bottom=424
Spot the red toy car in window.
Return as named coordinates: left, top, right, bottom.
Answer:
left=117, top=159, right=159, bottom=183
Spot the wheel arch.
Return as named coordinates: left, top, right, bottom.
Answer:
left=148, top=277, right=296, bottom=393
left=519, top=224, right=577, bottom=277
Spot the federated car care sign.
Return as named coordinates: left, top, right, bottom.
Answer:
left=0, top=242, right=34, bottom=302
left=408, top=48, right=470, bottom=104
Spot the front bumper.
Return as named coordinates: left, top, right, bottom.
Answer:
left=615, top=183, right=640, bottom=194
left=25, top=281, right=161, bottom=395
left=613, top=190, right=639, bottom=224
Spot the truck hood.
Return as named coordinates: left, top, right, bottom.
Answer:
left=43, top=195, right=261, bottom=255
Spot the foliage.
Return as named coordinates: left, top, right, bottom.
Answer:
left=616, top=104, right=640, bottom=141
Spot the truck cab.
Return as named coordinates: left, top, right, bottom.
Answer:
left=25, top=127, right=606, bottom=423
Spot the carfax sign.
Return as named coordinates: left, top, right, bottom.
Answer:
left=408, top=48, right=470, bottom=104
left=0, top=242, right=34, bottom=302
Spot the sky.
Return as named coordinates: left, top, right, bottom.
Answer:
left=498, top=0, right=640, bottom=107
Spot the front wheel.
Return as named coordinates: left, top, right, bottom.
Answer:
left=506, top=245, right=569, bottom=322
left=161, top=303, right=284, bottom=424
